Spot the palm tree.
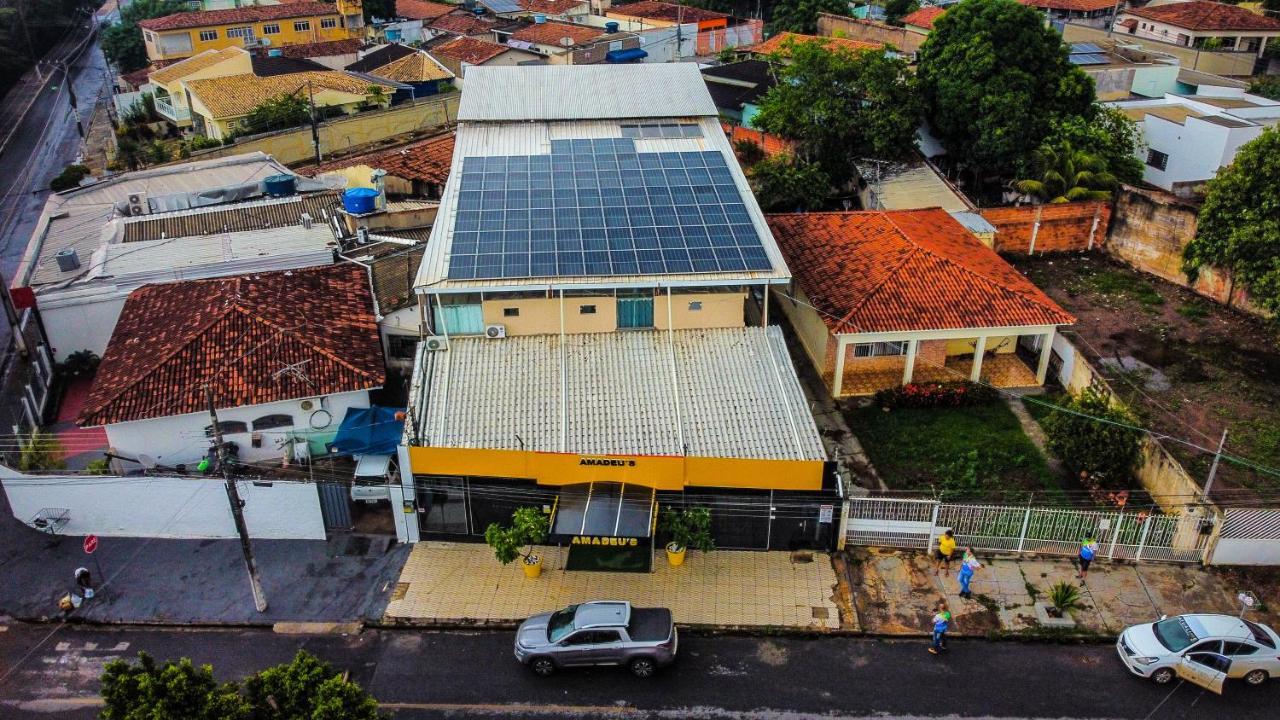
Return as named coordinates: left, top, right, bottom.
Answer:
left=1015, top=143, right=1117, bottom=203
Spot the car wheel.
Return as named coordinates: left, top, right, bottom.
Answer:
left=1151, top=667, right=1175, bottom=685
left=530, top=658, right=556, bottom=677
left=630, top=658, right=657, bottom=678
left=1244, top=669, right=1269, bottom=686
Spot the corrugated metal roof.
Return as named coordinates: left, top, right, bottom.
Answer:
left=122, top=192, right=342, bottom=242
left=417, top=326, right=826, bottom=461
left=948, top=211, right=997, bottom=236
left=457, top=65, right=718, bottom=122
left=415, top=116, right=790, bottom=291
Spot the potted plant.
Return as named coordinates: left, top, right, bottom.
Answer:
left=1034, top=580, right=1083, bottom=628
left=659, top=507, right=714, bottom=567
left=484, top=506, right=550, bottom=578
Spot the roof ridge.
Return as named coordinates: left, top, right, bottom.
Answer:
left=834, top=216, right=922, bottom=333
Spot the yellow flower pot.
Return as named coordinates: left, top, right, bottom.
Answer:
left=522, top=555, right=543, bottom=578
left=665, top=543, right=686, bottom=567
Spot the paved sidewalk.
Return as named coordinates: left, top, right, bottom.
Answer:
left=845, top=547, right=1280, bottom=637
left=384, top=542, right=844, bottom=630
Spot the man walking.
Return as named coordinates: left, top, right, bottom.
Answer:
left=928, top=609, right=951, bottom=655
left=957, top=548, right=981, bottom=599
left=934, top=529, right=957, bottom=576
left=1078, top=536, right=1098, bottom=581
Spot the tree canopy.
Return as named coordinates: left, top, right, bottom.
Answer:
left=244, top=92, right=311, bottom=135
left=767, top=0, right=848, bottom=34
left=916, top=0, right=1094, bottom=179
left=1184, top=126, right=1280, bottom=314
left=753, top=40, right=920, bottom=185
left=1042, top=390, right=1143, bottom=483
left=1049, top=106, right=1145, bottom=186
left=102, top=0, right=187, bottom=74
left=747, top=154, right=830, bottom=211
left=1014, top=142, right=1116, bottom=204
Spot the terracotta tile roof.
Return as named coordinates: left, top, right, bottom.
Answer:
left=900, top=6, right=945, bottom=30
left=751, top=31, right=882, bottom=58
left=396, top=0, right=455, bottom=20
left=138, top=2, right=338, bottom=31
left=1122, top=1, right=1280, bottom=32
left=518, top=0, right=587, bottom=14
left=766, top=209, right=1075, bottom=334
left=430, top=12, right=501, bottom=35
left=185, top=71, right=392, bottom=119
left=430, top=36, right=512, bottom=64
left=608, top=1, right=729, bottom=23
left=1019, top=0, right=1122, bottom=12
left=79, top=264, right=385, bottom=426
left=510, top=20, right=603, bottom=46
left=299, top=131, right=455, bottom=184
left=273, top=38, right=364, bottom=58
left=366, top=50, right=454, bottom=83
left=149, top=47, right=246, bottom=86
left=122, top=62, right=172, bottom=89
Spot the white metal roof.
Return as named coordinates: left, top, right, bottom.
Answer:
left=456, top=65, right=718, bottom=122
left=414, top=116, right=791, bottom=292
left=413, top=326, right=826, bottom=462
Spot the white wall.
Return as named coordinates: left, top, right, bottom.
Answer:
left=1138, top=114, right=1261, bottom=190
left=0, top=466, right=326, bottom=539
left=380, top=308, right=419, bottom=368
left=40, top=291, right=127, bottom=363
left=102, top=390, right=373, bottom=468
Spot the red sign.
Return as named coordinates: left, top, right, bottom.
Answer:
left=83, top=535, right=98, bottom=554
left=8, top=287, right=36, bottom=310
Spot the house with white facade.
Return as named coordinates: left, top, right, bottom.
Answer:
left=1117, top=1, right=1280, bottom=58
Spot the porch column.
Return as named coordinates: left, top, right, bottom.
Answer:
left=1036, top=328, right=1056, bottom=385
left=833, top=336, right=848, bottom=397
left=902, top=338, right=919, bottom=385
left=969, top=336, right=987, bottom=383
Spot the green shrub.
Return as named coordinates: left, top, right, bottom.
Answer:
left=1048, top=580, right=1083, bottom=615
left=1042, top=389, right=1143, bottom=482
left=484, top=506, right=549, bottom=564
left=874, top=381, right=999, bottom=409
left=659, top=507, right=715, bottom=552
left=18, top=430, right=66, bottom=472
left=50, top=164, right=91, bottom=192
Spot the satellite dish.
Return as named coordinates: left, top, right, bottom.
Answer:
left=261, top=37, right=272, bottom=46
left=560, top=36, right=575, bottom=47
left=136, top=454, right=158, bottom=470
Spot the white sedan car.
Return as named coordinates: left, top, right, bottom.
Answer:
left=1117, top=614, right=1280, bottom=693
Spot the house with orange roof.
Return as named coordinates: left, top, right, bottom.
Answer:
left=1019, top=0, right=1118, bottom=28
left=749, top=31, right=884, bottom=62
left=1117, top=1, right=1280, bottom=57
left=767, top=208, right=1074, bottom=397
left=900, top=6, right=945, bottom=34
left=426, top=36, right=542, bottom=82
left=605, top=1, right=730, bottom=31
left=138, top=2, right=364, bottom=62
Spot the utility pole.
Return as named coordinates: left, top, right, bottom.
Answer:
left=206, top=386, right=268, bottom=612
left=1200, top=428, right=1229, bottom=503
left=307, top=81, right=321, bottom=165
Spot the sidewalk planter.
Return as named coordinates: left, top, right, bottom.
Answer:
left=484, top=506, right=550, bottom=578
left=1034, top=601, right=1077, bottom=628
left=522, top=555, right=543, bottom=579
left=665, top=543, right=686, bottom=567
left=659, top=507, right=713, bottom=567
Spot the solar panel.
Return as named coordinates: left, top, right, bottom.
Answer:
left=479, top=0, right=522, bottom=12
left=1070, top=42, right=1104, bottom=54
left=1069, top=53, right=1111, bottom=66
left=447, top=137, right=772, bottom=280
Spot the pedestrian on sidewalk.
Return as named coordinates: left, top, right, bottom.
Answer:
left=1078, top=537, right=1098, bottom=581
left=957, top=549, right=981, bottom=599
left=934, top=529, right=957, bottom=576
left=928, top=609, right=951, bottom=655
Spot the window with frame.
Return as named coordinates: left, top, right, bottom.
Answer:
left=580, top=304, right=597, bottom=315
left=321, top=17, right=338, bottom=29
left=294, top=20, right=311, bottom=32
left=1145, top=149, right=1169, bottom=171
left=262, top=23, right=280, bottom=35
left=503, top=307, right=520, bottom=317
left=145, top=31, right=154, bottom=42
left=227, top=26, right=252, bottom=38
left=620, top=123, right=702, bottom=139
left=199, top=30, right=218, bottom=41
left=853, top=341, right=907, bottom=358
left=252, top=414, right=294, bottom=431
left=388, top=334, right=418, bottom=359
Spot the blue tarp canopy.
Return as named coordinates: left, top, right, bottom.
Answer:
left=606, top=48, right=648, bottom=64
left=327, top=406, right=404, bottom=457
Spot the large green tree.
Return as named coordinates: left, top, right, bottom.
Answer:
left=916, top=0, right=1094, bottom=180
left=748, top=154, right=830, bottom=211
left=768, top=0, right=849, bottom=34
left=1042, top=390, right=1143, bottom=483
left=1050, top=106, right=1144, bottom=186
left=243, top=92, right=311, bottom=134
left=101, top=0, right=186, bottom=74
left=754, top=40, right=920, bottom=185
left=1184, top=126, right=1280, bottom=313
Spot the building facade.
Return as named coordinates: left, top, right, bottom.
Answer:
left=139, top=2, right=365, bottom=62
left=1117, top=1, right=1280, bottom=58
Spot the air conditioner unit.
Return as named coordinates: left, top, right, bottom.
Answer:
left=299, top=396, right=326, bottom=412
left=424, top=336, right=449, bottom=352
left=484, top=324, right=506, bottom=339
left=127, top=192, right=149, bottom=216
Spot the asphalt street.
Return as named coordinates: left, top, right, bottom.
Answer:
left=0, top=623, right=1276, bottom=719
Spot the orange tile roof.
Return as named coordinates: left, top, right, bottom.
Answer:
left=766, top=209, right=1075, bottom=334
left=900, top=6, right=945, bottom=30
left=300, top=131, right=455, bottom=184
left=369, top=51, right=455, bottom=83
left=518, top=0, right=587, bottom=14
left=1019, top=0, right=1121, bottom=11
left=430, top=12, right=501, bottom=35
left=510, top=20, right=603, bottom=46
left=79, top=264, right=385, bottom=426
left=274, top=38, right=364, bottom=58
left=396, top=0, right=455, bottom=20
left=430, top=36, right=512, bottom=64
left=751, top=31, right=882, bottom=58
left=139, top=2, right=337, bottom=31
left=1121, top=1, right=1280, bottom=32
left=608, top=1, right=729, bottom=23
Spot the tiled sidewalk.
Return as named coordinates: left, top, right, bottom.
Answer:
left=384, top=542, right=843, bottom=630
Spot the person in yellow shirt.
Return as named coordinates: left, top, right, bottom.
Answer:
left=935, top=529, right=957, bottom=576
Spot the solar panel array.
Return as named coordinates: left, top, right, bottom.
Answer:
left=1070, top=42, right=1104, bottom=54
left=479, top=0, right=522, bottom=13
left=447, top=137, right=773, bottom=280
left=1069, top=53, right=1111, bottom=66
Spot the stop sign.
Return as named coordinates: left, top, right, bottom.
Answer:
left=83, top=535, right=98, bottom=554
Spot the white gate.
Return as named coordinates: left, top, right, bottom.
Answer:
left=845, top=498, right=938, bottom=549
left=1210, top=509, right=1280, bottom=566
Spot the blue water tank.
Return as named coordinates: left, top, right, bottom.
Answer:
left=343, top=187, right=380, bottom=215
left=533, top=13, right=546, bottom=23
left=605, top=21, right=619, bottom=33
left=268, top=48, right=283, bottom=57
left=263, top=174, right=296, bottom=198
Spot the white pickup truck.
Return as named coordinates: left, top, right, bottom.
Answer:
left=350, top=454, right=397, bottom=503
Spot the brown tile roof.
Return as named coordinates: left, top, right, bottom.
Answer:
left=608, top=1, right=729, bottom=23
left=299, top=132, right=455, bottom=184
left=149, top=47, right=246, bottom=85
left=430, top=36, right=512, bottom=64
left=185, top=71, right=393, bottom=119
left=367, top=243, right=426, bottom=313
left=273, top=38, right=364, bottom=58
left=367, top=51, right=454, bottom=83
left=510, top=20, right=603, bottom=46
left=518, top=0, right=587, bottom=14
left=122, top=192, right=343, bottom=243
left=396, top=0, right=454, bottom=20
left=751, top=31, right=882, bottom=58
left=79, top=264, right=385, bottom=426
left=430, top=12, right=501, bottom=35
left=900, top=6, right=945, bottom=30
left=1122, top=1, right=1280, bottom=32
left=1019, top=0, right=1122, bottom=12
left=766, top=209, right=1074, bottom=334
left=139, top=2, right=339, bottom=31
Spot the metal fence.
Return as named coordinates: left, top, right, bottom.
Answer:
left=845, top=497, right=1215, bottom=564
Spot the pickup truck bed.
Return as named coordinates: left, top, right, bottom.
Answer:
left=628, top=608, right=674, bottom=642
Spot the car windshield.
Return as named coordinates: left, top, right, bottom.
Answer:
left=1244, top=620, right=1276, bottom=649
left=548, top=605, right=579, bottom=643
left=1153, top=618, right=1197, bottom=652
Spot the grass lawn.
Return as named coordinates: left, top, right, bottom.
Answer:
left=846, top=399, right=1066, bottom=504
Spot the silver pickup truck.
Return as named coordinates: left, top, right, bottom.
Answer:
left=513, top=600, right=678, bottom=677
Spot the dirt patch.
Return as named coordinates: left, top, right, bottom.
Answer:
left=754, top=640, right=789, bottom=666
left=1012, top=253, right=1280, bottom=500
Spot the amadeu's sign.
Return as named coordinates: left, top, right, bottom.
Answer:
left=572, top=536, right=641, bottom=546
left=578, top=457, right=637, bottom=467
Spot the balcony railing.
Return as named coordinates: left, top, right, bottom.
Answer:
left=155, top=96, right=191, bottom=122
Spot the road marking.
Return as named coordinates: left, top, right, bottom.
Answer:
left=83, top=643, right=97, bottom=651
left=371, top=703, right=638, bottom=715
left=54, top=642, right=70, bottom=652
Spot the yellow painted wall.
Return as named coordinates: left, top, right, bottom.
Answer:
left=408, top=446, right=825, bottom=492
left=198, top=94, right=367, bottom=140
left=773, top=286, right=834, bottom=376
left=145, top=14, right=354, bottom=62
left=943, top=335, right=1018, bottom=356
left=481, top=296, right=618, bottom=335
left=156, top=52, right=252, bottom=104
left=654, top=292, right=745, bottom=330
